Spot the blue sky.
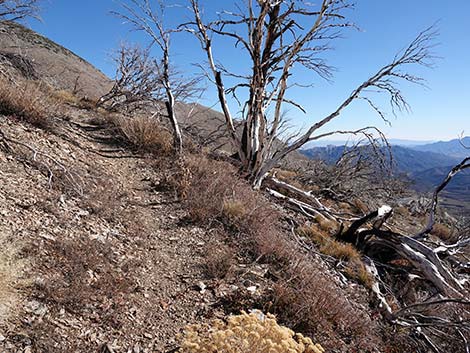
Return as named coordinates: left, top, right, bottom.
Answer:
left=28, top=0, right=470, bottom=141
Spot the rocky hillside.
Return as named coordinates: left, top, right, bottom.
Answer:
left=0, top=21, right=111, bottom=99
left=1, top=21, right=468, bottom=353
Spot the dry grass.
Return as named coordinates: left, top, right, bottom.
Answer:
left=222, top=200, right=247, bottom=223
left=173, top=154, right=379, bottom=350
left=51, top=89, right=80, bottom=105
left=0, top=76, right=60, bottom=128
left=298, top=225, right=359, bottom=261
left=117, top=115, right=173, bottom=154
left=430, top=223, right=452, bottom=241
left=394, top=205, right=410, bottom=217
left=183, top=155, right=240, bottom=223
left=313, top=215, right=339, bottom=234
left=36, top=236, right=134, bottom=315
left=0, top=238, right=28, bottom=325
left=204, top=241, right=234, bottom=279
left=297, top=224, right=373, bottom=288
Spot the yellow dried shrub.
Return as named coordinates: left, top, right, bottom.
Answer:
left=430, top=223, right=452, bottom=241
left=51, top=89, right=80, bottom=105
left=223, top=200, right=247, bottom=222
left=179, top=311, right=324, bottom=353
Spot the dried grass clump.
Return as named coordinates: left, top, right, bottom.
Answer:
left=298, top=225, right=359, bottom=261
left=0, top=76, right=59, bottom=128
left=313, top=215, right=338, bottom=234
left=297, top=225, right=372, bottom=287
left=183, top=155, right=240, bottom=222
left=223, top=200, right=247, bottom=223
left=117, top=115, right=173, bottom=154
left=430, top=223, right=452, bottom=241
left=204, top=244, right=234, bottom=279
left=179, top=311, right=324, bottom=353
left=51, top=89, right=80, bottom=105
left=394, top=205, right=409, bottom=217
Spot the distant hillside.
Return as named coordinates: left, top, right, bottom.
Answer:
left=412, top=166, right=470, bottom=216
left=301, top=144, right=470, bottom=215
left=0, top=20, right=112, bottom=99
left=302, top=138, right=436, bottom=148
left=301, top=145, right=460, bottom=175
left=411, top=136, right=470, bottom=159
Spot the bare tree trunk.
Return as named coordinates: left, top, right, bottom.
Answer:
left=164, top=92, right=182, bottom=153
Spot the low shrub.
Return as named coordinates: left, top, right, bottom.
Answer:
left=178, top=154, right=377, bottom=350
left=430, top=223, right=452, bottom=241
left=0, top=76, right=59, bottom=128
left=183, top=155, right=240, bottom=223
left=178, top=311, right=324, bottom=353
left=117, top=115, right=173, bottom=154
left=204, top=241, right=234, bottom=279
left=37, top=236, right=134, bottom=314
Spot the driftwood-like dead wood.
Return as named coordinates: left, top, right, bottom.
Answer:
left=266, top=155, right=469, bottom=352
left=266, top=175, right=358, bottom=221
left=0, top=128, right=84, bottom=194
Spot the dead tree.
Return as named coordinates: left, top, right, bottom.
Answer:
left=264, top=149, right=469, bottom=350
left=336, top=159, right=469, bottom=351
left=0, top=0, right=41, bottom=21
left=185, top=0, right=436, bottom=187
left=114, top=0, right=194, bottom=153
left=98, top=43, right=163, bottom=112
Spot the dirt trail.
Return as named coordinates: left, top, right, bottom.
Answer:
left=0, top=109, right=217, bottom=352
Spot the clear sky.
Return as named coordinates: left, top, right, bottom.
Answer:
left=28, top=0, right=470, bottom=141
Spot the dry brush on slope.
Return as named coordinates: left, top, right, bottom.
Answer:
left=165, top=152, right=423, bottom=352
left=264, top=156, right=470, bottom=352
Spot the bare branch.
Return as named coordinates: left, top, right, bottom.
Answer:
left=0, top=0, right=41, bottom=21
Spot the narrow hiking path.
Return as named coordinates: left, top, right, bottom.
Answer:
left=0, top=108, right=219, bottom=352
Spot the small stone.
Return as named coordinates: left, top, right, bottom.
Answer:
left=197, top=281, right=207, bottom=294
left=246, top=286, right=257, bottom=293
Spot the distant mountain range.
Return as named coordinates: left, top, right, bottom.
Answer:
left=302, top=138, right=436, bottom=148
left=410, top=137, right=470, bottom=159
left=300, top=136, right=470, bottom=216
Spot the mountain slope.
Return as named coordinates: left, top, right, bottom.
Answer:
left=411, top=136, right=470, bottom=159
left=0, top=20, right=112, bottom=99
left=301, top=145, right=460, bottom=175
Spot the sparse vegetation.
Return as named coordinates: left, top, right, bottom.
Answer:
left=117, top=115, right=173, bottom=154
left=36, top=236, right=134, bottom=313
left=173, top=154, right=381, bottom=350
left=0, top=76, right=59, bottom=128
left=0, top=5, right=468, bottom=353
left=0, top=238, right=27, bottom=324
left=430, top=222, right=452, bottom=241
